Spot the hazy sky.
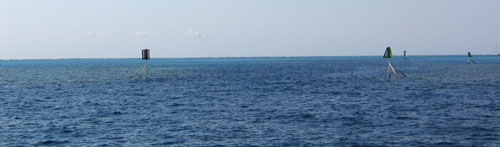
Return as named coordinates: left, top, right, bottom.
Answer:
left=1, top=0, right=500, bottom=59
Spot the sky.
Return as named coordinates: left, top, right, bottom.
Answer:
left=1, top=0, right=500, bottom=59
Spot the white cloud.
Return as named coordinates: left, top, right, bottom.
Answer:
left=185, top=29, right=202, bottom=38
left=95, top=32, right=111, bottom=36
left=135, top=31, right=150, bottom=36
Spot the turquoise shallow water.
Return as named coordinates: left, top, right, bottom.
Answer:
left=0, top=56, right=499, bottom=146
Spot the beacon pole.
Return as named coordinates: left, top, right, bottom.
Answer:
left=383, top=46, right=406, bottom=79
left=402, top=50, right=409, bottom=63
left=130, top=49, right=150, bottom=80
left=384, top=46, right=396, bottom=79
left=467, top=52, right=471, bottom=64
left=142, top=49, right=150, bottom=80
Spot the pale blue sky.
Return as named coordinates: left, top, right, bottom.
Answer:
left=1, top=0, right=499, bottom=59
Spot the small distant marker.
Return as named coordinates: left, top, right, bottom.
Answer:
left=130, top=49, right=150, bottom=80
left=384, top=46, right=407, bottom=79
left=467, top=51, right=477, bottom=64
left=402, top=50, right=410, bottom=63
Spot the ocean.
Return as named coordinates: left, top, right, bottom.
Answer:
left=1, top=56, right=499, bottom=146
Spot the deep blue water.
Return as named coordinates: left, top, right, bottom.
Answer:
left=1, top=56, right=499, bottom=146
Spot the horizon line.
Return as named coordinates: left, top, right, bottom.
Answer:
left=1, top=54, right=497, bottom=60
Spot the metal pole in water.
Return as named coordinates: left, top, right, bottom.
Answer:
left=130, top=49, right=151, bottom=80
left=388, top=59, right=391, bottom=78
left=467, top=52, right=471, bottom=64
left=384, top=46, right=394, bottom=79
